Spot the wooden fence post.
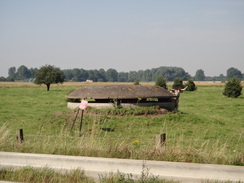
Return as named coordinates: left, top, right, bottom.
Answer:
left=16, top=129, right=24, bottom=143
left=155, top=133, right=166, bottom=150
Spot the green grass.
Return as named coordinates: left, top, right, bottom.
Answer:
left=0, top=83, right=243, bottom=165
left=0, top=167, right=94, bottom=183
left=0, top=167, right=178, bottom=183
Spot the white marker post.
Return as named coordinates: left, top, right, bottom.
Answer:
left=79, top=100, right=88, bottom=135
left=70, top=100, right=88, bottom=134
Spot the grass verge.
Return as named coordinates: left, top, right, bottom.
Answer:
left=0, top=167, right=178, bottom=183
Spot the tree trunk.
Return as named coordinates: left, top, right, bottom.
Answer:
left=46, top=84, right=50, bottom=91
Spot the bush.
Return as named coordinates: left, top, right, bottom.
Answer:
left=155, top=76, right=167, bottom=90
left=184, top=80, right=197, bottom=91
left=134, top=80, right=140, bottom=85
left=172, top=78, right=184, bottom=89
left=223, top=77, right=242, bottom=98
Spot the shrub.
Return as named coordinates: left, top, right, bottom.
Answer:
left=184, top=80, right=197, bottom=91
left=223, top=77, right=242, bottom=98
left=172, top=78, right=184, bottom=89
left=155, top=76, right=168, bottom=90
left=134, top=80, right=140, bottom=85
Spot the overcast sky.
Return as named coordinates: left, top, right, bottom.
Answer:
left=0, top=0, right=243, bottom=77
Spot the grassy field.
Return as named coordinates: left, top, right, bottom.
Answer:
left=0, top=82, right=243, bottom=165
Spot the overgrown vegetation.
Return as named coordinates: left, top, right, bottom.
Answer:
left=87, top=106, right=164, bottom=116
left=172, top=78, right=184, bottom=89
left=155, top=76, right=168, bottom=90
left=0, top=167, right=93, bottom=183
left=0, top=82, right=243, bottom=166
left=0, top=167, right=178, bottom=183
left=134, top=80, right=140, bottom=85
left=184, top=79, right=197, bottom=91
left=223, top=77, right=242, bottom=98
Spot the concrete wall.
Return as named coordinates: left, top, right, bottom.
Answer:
left=67, top=102, right=176, bottom=111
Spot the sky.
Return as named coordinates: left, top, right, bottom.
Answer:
left=0, top=0, right=244, bottom=77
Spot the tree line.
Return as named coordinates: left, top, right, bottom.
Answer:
left=0, top=65, right=243, bottom=82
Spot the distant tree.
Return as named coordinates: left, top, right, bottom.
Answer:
left=106, top=68, right=118, bottom=82
left=0, top=76, right=6, bottom=81
left=62, top=69, right=74, bottom=81
left=87, top=70, right=98, bottom=82
left=172, top=78, right=184, bottom=89
left=6, top=77, right=15, bottom=82
left=16, top=65, right=31, bottom=80
left=118, top=72, right=128, bottom=82
left=34, top=65, right=65, bottom=91
left=155, top=76, right=167, bottom=90
left=137, top=70, right=144, bottom=81
left=72, top=68, right=82, bottom=81
left=143, top=69, right=152, bottom=82
left=152, top=66, right=190, bottom=81
left=8, top=67, right=16, bottom=79
left=128, top=71, right=137, bottom=82
left=227, top=67, right=242, bottom=79
left=29, top=68, right=38, bottom=78
left=79, top=69, right=89, bottom=81
left=184, top=80, right=197, bottom=91
left=97, top=69, right=107, bottom=82
left=223, top=77, right=242, bottom=98
left=61, top=66, right=192, bottom=83
left=194, top=69, right=205, bottom=81
left=217, top=74, right=226, bottom=82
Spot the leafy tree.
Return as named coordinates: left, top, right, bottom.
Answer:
left=106, top=68, right=118, bottom=82
left=194, top=69, right=205, bottom=81
left=97, top=69, right=107, bottom=82
left=227, top=67, right=242, bottom=79
left=153, top=66, right=190, bottom=81
left=79, top=69, right=89, bottom=81
left=172, top=78, right=184, bottom=89
left=16, top=65, right=31, bottom=80
left=142, top=69, right=152, bottom=82
left=128, top=71, right=137, bottom=82
left=155, top=76, right=167, bottom=90
left=118, top=72, right=128, bottom=82
left=217, top=74, right=226, bottom=82
left=34, top=65, right=65, bottom=91
left=0, top=76, right=6, bottom=81
left=62, top=69, right=74, bottom=81
left=61, top=66, right=191, bottom=82
left=223, top=77, right=242, bottom=98
left=184, top=79, right=197, bottom=91
left=73, top=68, right=82, bottom=81
left=29, top=68, right=38, bottom=78
left=87, top=70, right=98, bottom=82
left=8, top=67, right=16, bottom=79
left=6, top=77, right=15, bottom=82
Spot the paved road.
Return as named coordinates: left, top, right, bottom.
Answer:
left=0, top=152, right=243, bottom=183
